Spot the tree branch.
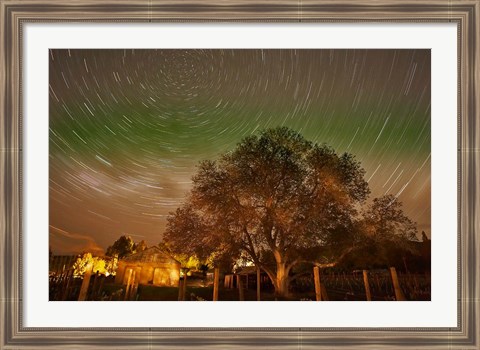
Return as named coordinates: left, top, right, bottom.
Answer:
left=311, top=246, right=356, bottom=268
left=288, top=271, right=311, bottom=283
left=242, top=226, right=259, bottom=262
left=258, top=264, right=277, bottom=288
left=286, top=258, right=300, bottom=271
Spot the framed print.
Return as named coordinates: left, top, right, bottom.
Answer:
left=1, top=0, right=479, bottom=349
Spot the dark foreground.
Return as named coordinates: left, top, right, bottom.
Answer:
left=49, top=271, right=431, bottom=301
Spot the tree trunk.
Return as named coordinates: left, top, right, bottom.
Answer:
left=275, top=262, right=289, bottom=298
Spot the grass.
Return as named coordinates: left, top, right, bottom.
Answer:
left=135, top=284, right=317, bottom=301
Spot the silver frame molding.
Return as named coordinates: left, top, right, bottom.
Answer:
left=1, top=0, right=479, bottom=348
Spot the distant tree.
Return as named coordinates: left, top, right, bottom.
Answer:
left=157, top=241, right=173, bottom=253
left=135, top=240, right=147, bottom=252
left=360, top=195, right=417, bottom=247
left=341, top=195, right=418, bottom=268
left=172, top=254, right=198, bottom=270
left=158, top=240, right=206, bottom=272
left=106, top=235, right=136, bottom=259
left=104, top=256, right=119, bottom=276
left=72, top=253, right=107, bottom=277
left=165, top=127, right=370, bottom=297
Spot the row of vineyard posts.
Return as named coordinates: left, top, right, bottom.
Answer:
left=165, top=265, right=413, bottom=301
left=223, top=266, right=410, bottom=301
left=50, top=264, right=427, bottom=301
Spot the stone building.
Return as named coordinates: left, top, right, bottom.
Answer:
left=115, top=246, right=181, bottom=287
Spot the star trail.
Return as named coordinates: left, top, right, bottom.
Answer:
left=49, top=49, right=430, bottom=255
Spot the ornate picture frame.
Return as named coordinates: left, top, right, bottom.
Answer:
left=1, top=0, right=478, bottom=348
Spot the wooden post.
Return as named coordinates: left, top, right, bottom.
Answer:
left=390, top=267, right=406, bottom=301
left=225, top=275, right=234, bottom=289
left=124, top=269, right=133, bottom=301
left=61, top=255, right=67, bottom=272
left=256, top=267, right=261, bottom=301
left=78, top=263, right=93, bottom=301
left=224, top=275, right=229, bottom=288
left=98, top=275, right=105, bottom=300
left=91, top=271, right=100, bottom=300
left=363, top=270, right=372, bottom=301
left=213, top=268, right=219, bottom=301
left=237, top=275, right=245, bottom=301
left=182, top=273, right=187, bottom=301
left=131, top=283, right=138, bottom=301
left=313, top=266, right=322, bottom=301
left=61, top=269, right=73, bottom=301
left=126, top=271, right=134, bottom=301
left=178, top=278, right=183, bottom=301
left=225, top=275, right=230, bottom=288
left=129, top=271, right=137, bottom=301
left=133, top=271, right=138, bottom=299
left=321, top=284, right=330, bottom=301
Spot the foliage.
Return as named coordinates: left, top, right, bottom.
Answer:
left=135, top=240, right=147, bottom=252
left=158, top=241, right=208, bottom=271
left=73, top=253, right=119, bottom=277
left=338, top=194, right=419, bottom=268
left=104, top=256, right=118, bottom=276
left=106, top=235, right=137, bottom=259
left=360, top=194, right=417, bottom=244
left=358, top=194, right=417, bottom=255
left=73, top=253, right=108, bottom=277
left=175, top=254, right=201, bottom=271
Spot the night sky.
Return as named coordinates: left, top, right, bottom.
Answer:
left=49, top=49, right=431, bottom=255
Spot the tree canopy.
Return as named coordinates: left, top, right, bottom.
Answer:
left=340, top=194, right=419, bottom=269
left=164, top=127, right=417, bottom=296
left=72, top=253, right=117, bottom=277
left=361, top=194, right=417, bottom=245
left=105, top=235, right=137, bottom=259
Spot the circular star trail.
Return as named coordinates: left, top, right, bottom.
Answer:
left=49, top=49, right=430, bottom=254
